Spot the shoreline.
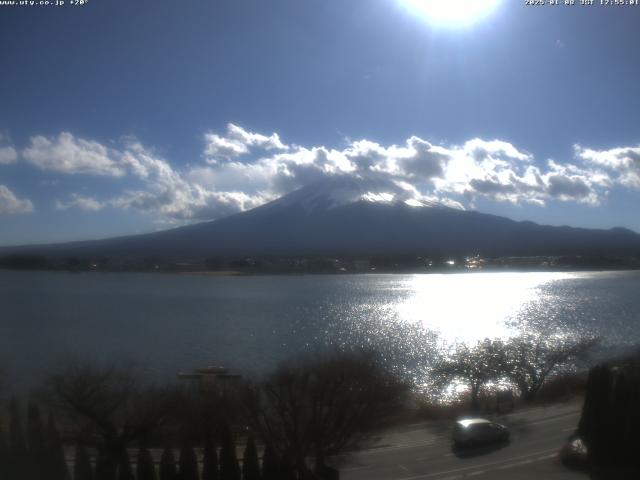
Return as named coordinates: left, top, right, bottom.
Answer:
left=177, top=270, right=245, bottom=276
left=2, top=266, right=640, bottom=277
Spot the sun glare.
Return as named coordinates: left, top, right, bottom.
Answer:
left=400, top=0, right=502, bottom=27
left=395, top=272, right=573, bottom=343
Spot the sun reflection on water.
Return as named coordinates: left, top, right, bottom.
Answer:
left=394, top=272, right=575, bottom=344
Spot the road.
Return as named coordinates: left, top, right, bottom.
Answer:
left=340, top=400, right=587, bottom=480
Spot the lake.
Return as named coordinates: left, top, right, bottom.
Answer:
left=1, top=270, right=639, bottom=386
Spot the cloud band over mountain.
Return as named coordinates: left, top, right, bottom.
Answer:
left=1, top=123, right=638, bottom=223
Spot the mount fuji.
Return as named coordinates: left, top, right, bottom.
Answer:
left=3, top=176, right=640, bottom=261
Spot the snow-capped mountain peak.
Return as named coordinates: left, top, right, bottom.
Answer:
left=264, top=176, right=450, bottom=215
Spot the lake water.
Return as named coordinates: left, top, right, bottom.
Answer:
left=1, top=270, right=639, bottom=386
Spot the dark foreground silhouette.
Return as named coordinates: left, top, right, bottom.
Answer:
left=574, top=357, right=640, bottom=479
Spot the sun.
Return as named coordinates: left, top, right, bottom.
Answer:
left=400, top=0, right=502, bottom=27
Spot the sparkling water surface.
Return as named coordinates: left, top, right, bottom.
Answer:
left=1, top=270, right=639, bottom=384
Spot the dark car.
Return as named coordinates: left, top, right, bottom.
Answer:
left=453, top=418, right=510, bottom=448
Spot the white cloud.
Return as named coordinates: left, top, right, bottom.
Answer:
left=337, top=137, right=452, bottom=181
left=0, top=133, right=18, bottom=165
left=575, top=144, right=640, bottom=189
left=0, top=146, right=17, bottom=165
left=204, top=133, right=249, bottom=160
left=464, top=138, right=532, bottom=163
left=124, top=129, right=619, bottom=216
left=398, top=137, right=451, bottom=179
left=23, top=132, right=125, bottom=176
left=0, top=185, right=33, bottom=214
left=204, top=123, right=288, bottom=163
left=17, top=133, right=274, bottom=220
left=111, top=140, right=274, bottom=220
left=431, top=139, right=605, bottom=206
left=18, top=132, right=276, bottom=219
left=20, top=125, right=639, bottom=222
left=55, top=194, right=105, bottom=212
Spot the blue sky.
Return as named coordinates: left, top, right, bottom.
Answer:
left=1, top=0, right=640, bottom=245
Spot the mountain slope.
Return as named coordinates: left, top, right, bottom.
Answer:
left=2, top=178, right=640, bottom=260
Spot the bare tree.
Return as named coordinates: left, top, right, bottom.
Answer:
left=504, top=333, right=597, bottom=403
left=434, top=339, right=506, bottom=412
left=168, top=381, right=243, bottom=443
left=43, top=362, right=178, bottom=479
left=242, top=350, right=409, bottom=478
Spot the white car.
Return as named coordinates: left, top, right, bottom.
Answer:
left=453, top=418, right=510, bottom=448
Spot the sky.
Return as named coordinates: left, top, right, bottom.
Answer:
left=1, top=0, right=640, bottom=246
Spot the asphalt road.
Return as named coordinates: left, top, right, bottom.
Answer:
left=340, top=400, right=587, bottom=480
